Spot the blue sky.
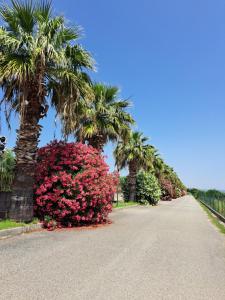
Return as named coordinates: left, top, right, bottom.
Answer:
left=1, top=0, right=225, bottom=189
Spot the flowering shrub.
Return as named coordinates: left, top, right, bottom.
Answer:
left=159, top=178, right=187, bottom=200
left=159, top=177, right=174, bottom=201
left=34, top=141, right=118, bottom=227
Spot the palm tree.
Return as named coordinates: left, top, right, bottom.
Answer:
left=153, top=156, right=166, bottom=179
left=74, top=83, right=135, bottom=151
left=114, top=131, right=153, bottom=201
left=0, top=0, right=94, bottom=221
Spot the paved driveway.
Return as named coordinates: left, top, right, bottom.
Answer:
left=0, top=196, right=225, bottom=299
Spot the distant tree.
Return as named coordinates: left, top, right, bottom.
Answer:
left=153, top=154, right=186, bottom=200
left=114, top=131, right=154, bottom=201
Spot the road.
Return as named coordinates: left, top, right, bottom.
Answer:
left=0, top=195, right=225, bottom=300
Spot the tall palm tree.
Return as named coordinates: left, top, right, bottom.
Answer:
left=153, top=156, right=166, bottom=179
left=0, top=0, right=94, bottom=221
left=114, top=131, right=153, bottom=201
left=73, top=83, right=135, bottom=151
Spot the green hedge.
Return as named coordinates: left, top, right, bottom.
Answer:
left=0, top=150, right=15, bottom=192
left=121, top=171, right=161, bottom=205
left=136, top=171, right=161, bottom=205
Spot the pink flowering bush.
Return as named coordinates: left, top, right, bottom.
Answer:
left=34, top=141, right=118, bottom=227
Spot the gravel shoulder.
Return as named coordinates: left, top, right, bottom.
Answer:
left=0, top=195, right=225, bottom=300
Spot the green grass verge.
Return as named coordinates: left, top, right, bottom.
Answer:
left=0, top=218, right=39, bottom=231
left=198, top=201, right=225, bottom=235
left=113, top=201, right=138, bottom=209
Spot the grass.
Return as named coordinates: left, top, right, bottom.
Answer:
left=198, top=201, right=225, bottom=235
left=0, top=218, right=39, bottom=231
left=113, top=201, right=138, bottom=209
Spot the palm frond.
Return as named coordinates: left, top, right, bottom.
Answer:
left=11, top=0, right=36, bottom=33
left=65, top=44, right=95, bottom=70
left=70, top=83, right=134, bottom=147
left=114, top=131, right=150, bottom=171
left=0, top=0, right=94, bottom=135
left=35, top=0, right=52, bottom=21
left=0, top=53, right=34, bottom=81
left=0, top=27, right=21, bottom=51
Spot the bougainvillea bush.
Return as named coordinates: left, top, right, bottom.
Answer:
left=34, top=141, right=118, bottom=228
left=159, top=177, right=174, bottom=201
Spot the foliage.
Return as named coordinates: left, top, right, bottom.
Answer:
left=188, top=188, right=225, bottom=218
left=0, top=0, right=95, bottom=221
left=0, top=0, right=187, bottom=223
left=198, top=201, right=225, bottom=235
left=159, top=177, right=175, bottom=201
left=188, top=188, right=202, bottom=199
left=114, top=131, right=155, bottom=201
left=152, top=154, right=187, bottom=200
left=0, top=219, right=26, bottom=230
left=188, top=188, right=225, bottom=200
left=117, top=137, right=186, bottom=203
left=121, top=172, right=161, bottom=205
left=175, top=187, right=182, bottom=198
left=120, top=176, right=129, bottom=202
left=0, top=218, right=38, bottom=230
left=34, top=141, right=118, bottom=227
left=0, top=0, right=94, bottom=130
left=205, top=189, right=225, bottom=199
left=136, top=171, right=161, bottom=205
left=0, top=149, right=15, bottom=191
left=74, top=83, right=135, bottom=150
left=114, top=131, right=153, bottom=171
left=113, top=201, right=137, bottom=208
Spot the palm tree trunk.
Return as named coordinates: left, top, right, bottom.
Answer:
left=87, top=135, right=106, bottom=152
left=9, top=83, right=43, bottom=221
left=128, top=161, right=137, bottom=202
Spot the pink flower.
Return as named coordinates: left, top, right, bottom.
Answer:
left=34, top=141, right=119, bottom=228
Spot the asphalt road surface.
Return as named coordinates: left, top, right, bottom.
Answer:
left=0, top=195, right=225, bottom=300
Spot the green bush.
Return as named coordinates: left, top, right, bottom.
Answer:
left=120, top=172, right=161, bottom=205
left=136, top=171, right=161, bottom=205
left=0, top=150, right=15, bottom=192
left=120, top=176, right=129, bottom=202
left=175, top=187, right=182, bottom=198
left=159, top=177, right=174, bottom=201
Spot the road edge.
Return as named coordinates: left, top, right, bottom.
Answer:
left=0, top=223, right=43, bottom=240
left=195, top=198, right=225, bottom=235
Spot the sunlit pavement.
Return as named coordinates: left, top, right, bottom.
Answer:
left=0, top=196, right=225, bottom=300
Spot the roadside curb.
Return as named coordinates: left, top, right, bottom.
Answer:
left=113, top=204, right=139, bottom=210
left=0, top=223, right=43, bottom=240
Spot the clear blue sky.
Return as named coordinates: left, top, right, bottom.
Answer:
left=1, top=0, right=225, bottom=190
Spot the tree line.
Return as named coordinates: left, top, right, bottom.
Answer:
left=0, top=0, right=186, bottom=221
